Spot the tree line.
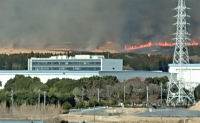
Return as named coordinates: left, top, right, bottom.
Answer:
left=0, top=52, right=173, bottom=71
left=0, top=75, right=171, bottom=109
left=1, top=75, right=200, bottom=109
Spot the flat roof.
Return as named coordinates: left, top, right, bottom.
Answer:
left=169, top=64, right=200, bottom=67
left=0, top=70, right=99, bottom=74
left=0, top=70, right=169, bottom=74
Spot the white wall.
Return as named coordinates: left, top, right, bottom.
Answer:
left=101, top=59, right=123, bottom=71
left=28, top=59, right=32, bottom=70
left=169, top=64, right=200, bottom=89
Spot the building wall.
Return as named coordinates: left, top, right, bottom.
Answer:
left=30, top=59, right=101, bottom=71
left=169, top=64, right=200, bottom=89
left=28, top=59, right=32, bottom=70
left=99, top=70, right=170, bottom=81
left=101, top=59, right=123, bottom=71
left=28, top=55, right=122, bottom=71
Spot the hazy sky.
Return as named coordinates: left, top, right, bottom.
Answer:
left=0, top=0, right=199, bottom=50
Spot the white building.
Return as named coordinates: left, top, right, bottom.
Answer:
left=28, top=55, right=123, bottom=71
left=168, top=64, right=200, bottom=89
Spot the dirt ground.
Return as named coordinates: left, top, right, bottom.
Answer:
left=189, top=101, right=200, bottom=110
left=59, top=114, right=200, bottom=123
left=58, top=107, right=200, bottom=123
left=1, top=106, right=200, bottom=123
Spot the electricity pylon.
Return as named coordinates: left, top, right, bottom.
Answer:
left=166, top=0, right=195, bottom=106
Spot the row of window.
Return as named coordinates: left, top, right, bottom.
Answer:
left=32, top=61, right=101, bottom=66
left=32, top=67, right=101, bottom=71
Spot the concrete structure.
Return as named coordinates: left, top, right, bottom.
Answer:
left=99, top=70, right=170, bottom=81
left=28, top=55, right=122, bottom=71
left=169, top=64, right=200, bottom=90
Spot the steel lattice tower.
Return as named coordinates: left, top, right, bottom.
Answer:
left=166, top=0, right=195, bottom=106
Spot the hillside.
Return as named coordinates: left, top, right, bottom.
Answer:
left=126, top=46, right=200, bottom=56
left=126, top=46, right=174, bottom=55
left=0, top=46, right=199, bottom=72
left=0, top=47, right=67, bottom=55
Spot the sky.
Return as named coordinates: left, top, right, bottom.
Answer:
left=0, top=0, right=199, bottom=50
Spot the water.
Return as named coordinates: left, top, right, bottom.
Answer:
left=0, top=120, right=44, bottom=123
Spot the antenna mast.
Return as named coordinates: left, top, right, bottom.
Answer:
left=166, top=0, right=195, bottom=106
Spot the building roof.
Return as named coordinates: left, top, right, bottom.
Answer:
left=0, top=70, right=99, bottom=74
left=0, top=70, right=169, bottom=74
left=169, top=64, right=200, bottom=67
left=30, top=55, right=105, bottom=60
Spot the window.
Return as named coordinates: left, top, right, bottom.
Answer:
left=31, top=60, right=101, bottom=71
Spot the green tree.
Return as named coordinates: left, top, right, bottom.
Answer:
left=4, top=75, right=46, bottom=91
left=145, top=76, right=168, bottom=85
left=75, top=100, right=85, bottom=108
left=72, top=87, right=82, bottom=100
left=194, top=84, right=200, bottom=101
left=88, top=99, right=103, bottom=107
left=0, top=90, right=10, bottom=103
left=62, top=102, right=72, bottom=110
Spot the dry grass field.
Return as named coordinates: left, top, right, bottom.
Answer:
left=0, top=103, right=62, bottom=123
left=1, top=103, right=200, bottom=123
left=0, top=47, right=65, bottom=55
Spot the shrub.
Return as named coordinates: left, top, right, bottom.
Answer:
left=75, top=100, right=85, bottom=108
left=62, top=102, right=72, bottom=110
left=88, top=99, right=103, bottom=107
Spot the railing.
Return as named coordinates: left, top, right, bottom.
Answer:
left=69, top=106, right=108, bottom=115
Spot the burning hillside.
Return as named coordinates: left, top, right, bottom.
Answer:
left=93, top=41, right=122, bottom=53
left=124, top=40, right=199, bottom=51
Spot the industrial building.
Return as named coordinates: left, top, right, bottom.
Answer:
left=0, top=54, right=173, bottom=89
left=168, top=64, right=200, bottom=89
left=1, top=54, right=200, bottom=92
left=28, top=55, right=123, bottom=71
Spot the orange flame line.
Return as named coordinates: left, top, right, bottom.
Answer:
left=106, top=41, right=113, bottom=44
left=124, top=40, right=199, bottom=51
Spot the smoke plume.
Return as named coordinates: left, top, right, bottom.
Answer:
left=0, top=0, right=199, bottom=50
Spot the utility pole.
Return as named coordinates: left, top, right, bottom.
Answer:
left=146, top=86, right=149, bottom=107
left=94, top=105, right=96, bottom=123
left=38, top=89, right=40, bottom=105
left=44, top=91, right=46, bottom=107
left=11, top=90, right=13, bottom=105
left=107, top=86, right=111, bottom=104
left=97, top=88, right=99, bottom=103
left=82, top=87, right=84, bottom=101
left=123, top=85, right=126, bottom=103
left=161, top=83, right=163, bottom=121
left=161, top=83, right=163, bottom=106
